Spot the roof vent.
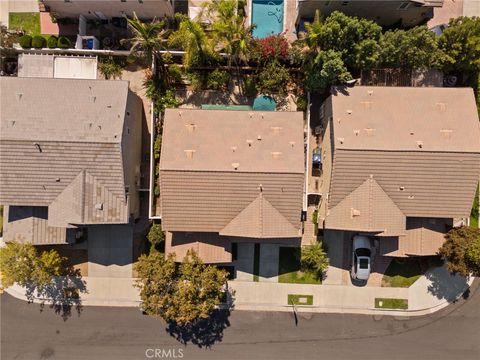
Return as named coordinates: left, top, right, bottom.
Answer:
left=271, top=126, right=282, bottom=134
left=436, top=102, right=447, bottom=112
left=361, top=101, right=373, bottom=109
left=408, top=195, right=415, bottom=200
left=95, top=203, right=104, bottom=210
left=178, top=111, right=182, bottom=117
left=249, top=112, right=254, bottom=118
left=367, top=90, right=373, bottom=96
left=10, top=120, right=16, bottom=127
left=15, top=93, right=23, bottom=101
left=184, top=149, right=195, bottom=159
left=232, top=162, right=240, bottom=170
left=89, top=95, right=96, bottom=103
left=351, top=208, right=361, bottom=217
left=257, top=135, right=262, bottom=141
left=346, top=109, right=353, bottom=115
left=289, top=141, right=296, bottom=147
left=399, top=186, right=405, bottom=191
left=354, top=130, right=360, bottom=136
left=246, top=139, right=253, bottom=147
left=271, top=152, right=282, bottom=159
left=231, top=146, right=237, bottom=152
left=337, top=137, right=344, bottom=144
left=410, top=131, right=414, bottom=136
left=55, top=178, right=61, bottom=182
left=364, top=128, right=376, bottom=136
left=416, top=141, right=423, bottom=149
left=440, top=129, right=452, bottom=139
left=185, top=123, right=197, bottom=133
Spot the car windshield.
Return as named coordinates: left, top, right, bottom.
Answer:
left=355, top=248, right=371, bottom=257
left=359, top=258, right=369, bottom=269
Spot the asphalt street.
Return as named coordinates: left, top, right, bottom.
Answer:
left=1, top=281, right=479, bottom=360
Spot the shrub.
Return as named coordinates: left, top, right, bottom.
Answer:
left=168, top=64, right=183, bottom=83
left=253, top=34, right=289, bottom=64
left=32, top=35, right=46, bottom=48
left=98, top=56, right=123, bottom=80
left=147, top=223, right=164, bottom=252
left=301, top=241, right=329, bottom=279
left=153, top=134, right=162, bottom=160
left=296, top=95, right=308, bottom=111
left=47, top=36, right=58, bottom=48
left=154, top=185, right=160, bottom=197
left=188, top=72, right=205, bottom=91
left=57, top=36, right=72, bottom=49
left=18, top=34, right=32, bottom=48
left=206, top=69, right=230, bottom=90
left=243, top=76, right=257, bottom=97
left=257, top=60, right=290, bottom=95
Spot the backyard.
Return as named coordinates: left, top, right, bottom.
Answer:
left=381, top=256, right=444, bottom=288
left=278, top=247, right=321, bottom=284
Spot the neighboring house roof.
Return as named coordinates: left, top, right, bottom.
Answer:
left=0, top=78, right=133, bottom=243
left=328, top=86, right=480, bottom=224
left=160, top=109, right=304, bottom=238
left=326, top=176, right=406, bottom=236
left=2, top=206, right=74, bottom=245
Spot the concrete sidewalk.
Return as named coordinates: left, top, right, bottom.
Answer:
left=4, top=265, right=473, bottom=316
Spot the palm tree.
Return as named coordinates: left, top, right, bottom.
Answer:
left=201, top=0, right=253, bottom=67
left=168, top=14, right=218, bottom=68
left=124, top=12, right=170, bottom=65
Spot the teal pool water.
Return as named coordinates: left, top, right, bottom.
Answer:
left=251, top=0, right=284, bottom=39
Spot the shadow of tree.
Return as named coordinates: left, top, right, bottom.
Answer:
left=425, top=266, right=470, bottom=302
left=25, top=268, right=87, bottom=321
left=165, top=308, right=232, bottom=348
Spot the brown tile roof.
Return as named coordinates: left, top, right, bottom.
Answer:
left=160, top=109, right=305, bottom=238
left=331, top=86, right=480, bottom=153
left=165, top=231, right=232, bottom=263
left=328, top=86, right=480, bottom=222
left=160, top=108, right=305, bottom=173
left=379, top=218, right=453, bottom=256
left=325, top=176, right=406, bottom=236
left=2, top=206, right=74, bottom=245
left=0, top=78, right=133, bottom=236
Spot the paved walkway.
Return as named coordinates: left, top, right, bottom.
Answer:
left=4, top=264, right=473, bottom=316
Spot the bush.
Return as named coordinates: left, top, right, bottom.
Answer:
left=296, top=95, right=308, bottom=111
left=206, top=69, right=230, bottom=90
left=98, top=56, right=123, bottom=80
left=257, top=60, right=290, bottom=95
left=253, top=34, right=289, bottom=64
left=188, top=72, right=205, bottom=91
left=18, top=34, right=32, bottom=48
left=168, top=64, right=183, bottom=83
left=154, top=185, right=160, bottom=197
left=47, top=35, right=58, bottom=48
left=57, top=36, right=72, bottom=49
left=147, top=223, right=164, bottom=252
left=243, top=76, right=257, bottom=97
left=31, top=35, right=46, bottom=48
left=301, top=241, right=329, bottom=279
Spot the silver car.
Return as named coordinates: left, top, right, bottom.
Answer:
left=351, top=235, right=372, bottom=281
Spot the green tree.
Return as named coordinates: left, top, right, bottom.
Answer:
left=465, top=237, right=480, bottom=276
left=124, top=12, right=169, bottom=65
left=256, top=59, right=290, bottom=95
left=304, top=50, right=352, bottom=93
left=201, top=0, right=253, bottom=67
left=98, top=56, right=124, bottom=80
left=168, top=14, right=218, bottom=68
left=379, top=26, right=442, bottom=69
left=439, top=16, right=480, bottom=74
left=147, top=223, right=164, bottom=252
left=306, top=11, right=382, bottom=73
left=134, top=250, right=228, bottom=326
left=439, top=226, right=480, bottom=276
left=301, top=241, right=329, bottom=279
left=0, top=242, right=64, bottom=289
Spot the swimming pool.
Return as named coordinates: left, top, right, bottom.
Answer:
left=251, top=0, right=284, bottom=39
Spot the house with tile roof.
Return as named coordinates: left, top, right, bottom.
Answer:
left=313, top=86, right=480, bottom=257
left=159, top=108, right=305, bottom=264
left=0, top=77, right=142, bottom=245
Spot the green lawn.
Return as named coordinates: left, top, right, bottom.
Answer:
left=288, top=294, right=313, bottom=306
left=278, top=247, right=321, bottom=284
left=375, top=298, right=408, bottom=310
left=9, top=12, right=41, bottom=35
left=382, top=256, right=443, bottom=288
left=471, top=216, right=479, bottom=229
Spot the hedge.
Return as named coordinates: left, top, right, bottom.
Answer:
left=47, top=35, right=58, bottom=48
left=31, top=35, right=46, bottom=48
left=18, top=35, right=32, bottom=48
left=57, top=36, right=72, bottom=49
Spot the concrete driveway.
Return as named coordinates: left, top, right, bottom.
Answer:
left=87, top=224, right=133, bottom=278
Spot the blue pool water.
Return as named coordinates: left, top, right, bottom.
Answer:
left=251, top=0, right=284, bottom=39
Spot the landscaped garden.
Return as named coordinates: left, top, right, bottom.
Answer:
left=278, top=244, right=328, bottom=284
left=9, top=12, right=40, bottom=35
left=375, top=298, right=408, bottom=310
left=381, top=256, right=444, bottom=288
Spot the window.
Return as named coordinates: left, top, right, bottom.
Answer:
left=398, top=2, right=410, bottom=10
left=231, top=243, right=238, bottom=261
